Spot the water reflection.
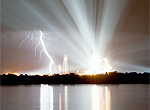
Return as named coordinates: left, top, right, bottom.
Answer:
left=59, top=93, right=62, bottom=110
left=40, top=84, right=110, bottom=110
left=91, top=85, right=111, bottom=110
left=1, top=84, right=149, bottom=110
left=40, top=84, right=53, bottom=110
left=64, top=86, right=68, bottom=110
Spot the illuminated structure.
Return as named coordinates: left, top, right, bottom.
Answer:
left=91, top=53, right=101, bottom=74
left=85, top=53, right=112, bottom=75
left=100, top=58, right=112, bottom=73
left=63, top=55, right=68, bottom=74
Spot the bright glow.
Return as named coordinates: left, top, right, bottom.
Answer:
left=39, top=73, right=46, bottom=76
left=5, top=73, right=9, bottom=75
left=58, top=65, right=61, bottom=74
left=85, top=53, right=112, bottom=75
left=39, top=30, right=55, bottom=75
left=12, top=72, right=20, bottom=76
left=91, top=85, right=111, bottom=110
left=40, top=84, right=53, bottom=110
left=91, top=54, right=101, bottom=73
left=58, top=65, right=61, bottom=70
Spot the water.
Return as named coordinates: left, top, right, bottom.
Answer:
left=1, top=84, right=149, bottom=110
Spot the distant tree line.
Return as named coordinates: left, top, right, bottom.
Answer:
left=0, top=72, right=149, bottom=85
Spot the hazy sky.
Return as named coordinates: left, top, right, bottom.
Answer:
left=1, top=0, right=149, bottom=74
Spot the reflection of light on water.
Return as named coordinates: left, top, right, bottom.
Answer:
left=91, top=85, right=111, bottom=110
left=92, top=85, right=100, bottom=110
left=64, top=86, right=68, bottom=110
left=59, top=93, right=62, bottom=110
left=105, top=87, right=110, bottom=110
left=40, top=84, right=53, bottom=110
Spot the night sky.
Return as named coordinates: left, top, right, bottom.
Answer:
left=1, top=0, right=149, bottom=74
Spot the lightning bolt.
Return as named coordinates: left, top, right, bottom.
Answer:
left=39, top=49, right=44, bottom=62
left=19, top=30, right=56, bottom=75
left=34, top=40, right=41, bottom=57
left=19, top=37, right=29, bottom=50
left=39, top=30, right=55, bottom=75
left=19, top=32, right=31, bottom=50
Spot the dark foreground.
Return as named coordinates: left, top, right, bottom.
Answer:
left=1, top=72, right=150, bottom=85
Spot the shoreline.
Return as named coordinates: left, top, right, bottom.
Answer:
left=1, top=72, right=149, bottom=85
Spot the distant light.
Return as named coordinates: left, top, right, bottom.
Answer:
left=39, top=73, right=46, bottom=76
left=58, top=65, right=62, bottom=75
left=5, top=73, right=9, bottom=75
left=12, top=72, right=20, bottom=76
left=59, top=65, right=61, bottom=70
